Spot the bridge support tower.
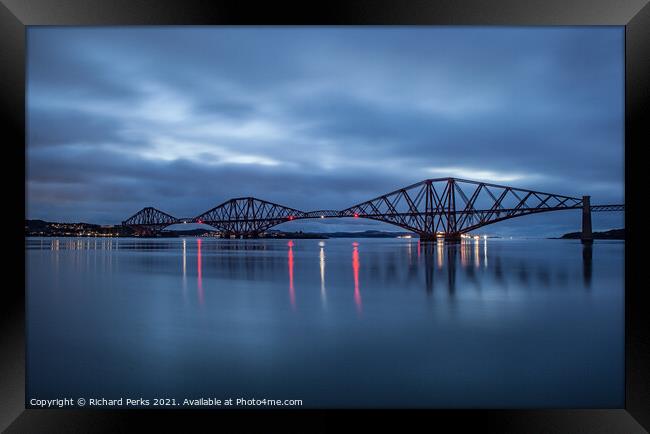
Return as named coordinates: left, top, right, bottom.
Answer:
left=581, top=195, right=593, bottom=244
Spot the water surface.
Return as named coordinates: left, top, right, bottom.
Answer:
left=26, top=237, right=624, bottom=408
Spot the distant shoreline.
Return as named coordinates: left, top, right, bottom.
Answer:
left=550, top=228, right=624, bottom=240
left=25, top=219, right=625, bottom=240
left=25, top=219, right=415, bottom=239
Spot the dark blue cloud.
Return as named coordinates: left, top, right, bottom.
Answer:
left=26, top=27, right=624, bottom=236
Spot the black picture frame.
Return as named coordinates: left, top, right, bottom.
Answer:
left=3, top=0, right=648, bottom=431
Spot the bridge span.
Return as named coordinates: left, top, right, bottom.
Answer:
left=122, top=177, right=624, bottom=243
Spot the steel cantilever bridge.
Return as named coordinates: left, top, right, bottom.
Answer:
left=122, top=177, right=624, bottom=242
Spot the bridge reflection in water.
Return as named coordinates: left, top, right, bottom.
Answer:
left=288, top=240, right=295, bottom=310
left=352, top=242, right=362, bottom=314
left=171, top=238, right=596, bottom=309
left=28, top=237, right=598, bottom=309
left=319, top=242, right=326, bottom=308
left=197, top=238, right=203, bottom=305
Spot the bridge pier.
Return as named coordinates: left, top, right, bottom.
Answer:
left=221, top=231, right=260, bottom=239
left=132, top=227, right=159, bottom=237
left=419, top=233, right=438, bottom=242
left=420, top=232, right=461, bottom=243
left=581, top=195, right=593, bottom=244
left=444, top=233, right=462, bottom=243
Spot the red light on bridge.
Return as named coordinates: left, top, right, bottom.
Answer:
left=197, top=219, right=203, bottom=224
left=288, top=215, right=294, bottom=221
left=353, top=213, right=359, bottom=218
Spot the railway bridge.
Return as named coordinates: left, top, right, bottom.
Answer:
left=122, top=177, right=624, bottom=243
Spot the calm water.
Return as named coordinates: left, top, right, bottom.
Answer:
left=26, top=237, right=624, bottom=408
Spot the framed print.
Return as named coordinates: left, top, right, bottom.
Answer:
left=2, top=0, right=649, bottom=431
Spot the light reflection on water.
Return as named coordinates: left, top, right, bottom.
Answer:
left=352, top=242, right=362, bottom=314
left=319, top=243, right=326, bottom=309
left=26, top=237, right=623, bottom=408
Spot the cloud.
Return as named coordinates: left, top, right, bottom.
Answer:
left=426, top=167, right=542, bottom=184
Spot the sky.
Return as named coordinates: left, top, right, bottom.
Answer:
left=26, top=26, right=624, bottom=236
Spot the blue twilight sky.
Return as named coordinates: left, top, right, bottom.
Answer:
left=26, top=26, right=624, bottom=236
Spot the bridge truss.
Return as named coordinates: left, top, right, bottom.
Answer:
left=122, top=207, right=179, bottom=232
left=193, top=198, right=306, bottom=236
left=122, top=177, right=624, bottom=240
left=340, top=178, right=588, bottom=239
